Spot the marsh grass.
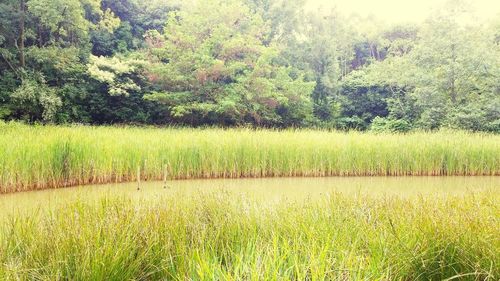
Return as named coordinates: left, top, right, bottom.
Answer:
left=0, top=122, right=499, bottom=192
left=0, top=191, right=498, bottom=280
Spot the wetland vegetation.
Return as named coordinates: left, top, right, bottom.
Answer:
left=1, top=122, right=499, bottom=193
left=0, top=182, right=498, bottom=280
left=0, top=0, right=499, bottom=279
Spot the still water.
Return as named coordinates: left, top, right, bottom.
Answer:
left=0, top=176, right=498, bottom=217
left=0, top=177, right=500, bottom=213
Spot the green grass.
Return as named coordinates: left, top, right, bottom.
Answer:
left=0, top=191, right=498, bottom=280
left=1, top=122, right=499, bottom=192
left=0, top=122, right=498, bottom=280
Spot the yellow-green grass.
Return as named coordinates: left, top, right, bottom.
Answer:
left=0, top=191, right=498, bottom=280
left=0, top=122, right=499, bottom=193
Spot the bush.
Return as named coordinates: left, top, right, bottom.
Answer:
left=486, top=119, right=500, bottom=133
left=371, top=116, right=412, bottom=133
left=446, top=99, right=500, bottom=133
left=336, top=116, right=368, bottom=130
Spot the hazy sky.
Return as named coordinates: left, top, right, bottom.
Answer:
left=306, top=0, right=500, bottom=23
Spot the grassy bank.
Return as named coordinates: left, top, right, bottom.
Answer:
left=1, top=122, right=499, bottom=192
left=0, top=191, right=498, bottom=280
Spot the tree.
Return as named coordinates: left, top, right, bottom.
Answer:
left=300, top=10, right=342, bottom=123
left=87, top=54, right=143, bottom=96
left=143, top=0, right=314, bottom=126
left=10, top=76, right=62, bottom=122
left=0, top=0, right=121, bottom=123
left=92, top=0, right=179, bottom=56
left=355, top=0, right=500, bottom=131
left=0, top=0, right=497, bottom=131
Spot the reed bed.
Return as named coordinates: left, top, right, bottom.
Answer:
left=0, top=191, right=498, bottom=280
left=0, top=122, right=499, bottom=192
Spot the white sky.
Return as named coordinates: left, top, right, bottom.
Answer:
left=306, top=0, right=500, bottom=23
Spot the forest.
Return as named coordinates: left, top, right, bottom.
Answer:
left=1, top=0, right=498, bottom=131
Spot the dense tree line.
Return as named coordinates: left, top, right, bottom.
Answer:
left=1, top=0, right=498, bottom=131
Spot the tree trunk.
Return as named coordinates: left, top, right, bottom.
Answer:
left=55, top=7, right=67, bottom=43
left=19, top=0, right=26, bottom=68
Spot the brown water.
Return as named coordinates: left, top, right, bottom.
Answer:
left=0, top=176, right=498, bottom=217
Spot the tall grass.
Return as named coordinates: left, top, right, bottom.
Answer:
left=0, top=191, right=498, bottom=280
left=0, top=122, right=499, bottom=192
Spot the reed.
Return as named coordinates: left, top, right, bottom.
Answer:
left=0, top=122, right=499, bottom=193
left=0, top=191, right=498, bottom=280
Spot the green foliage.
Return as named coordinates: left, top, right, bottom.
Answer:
left=302, top=12, right=342, bottom=122
left=25, top=46, right=86, bottom=79
left=0, top=72, right=16, bottom=119
left=143, top=0, right=314, bottom=126
left=0, top=0, right=498, bottom=130
left=339, top=70, right=390, bottom=127
left=27, top=0, right=119, bottom=40
left=87, top=55, right=143, bottom=96
left=371, top=116, right=412, bottom=133
left=10, top=77, right=61, bottom=122
left=360, top=2, right=500, bottom=132
left=446, top=96, right=500, bottom=132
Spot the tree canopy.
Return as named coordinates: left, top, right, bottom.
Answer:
left=0, top=0, right=498, bottom=131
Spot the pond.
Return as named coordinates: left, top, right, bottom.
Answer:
left=1, top=176, right=498, bottom=218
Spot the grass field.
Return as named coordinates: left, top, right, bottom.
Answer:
left=0, top=190, right=498, bottom=280
left=1, top=122, right=499, bottom=193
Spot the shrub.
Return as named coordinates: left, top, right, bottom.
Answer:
left=371, top=116, right=412, bottom=133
